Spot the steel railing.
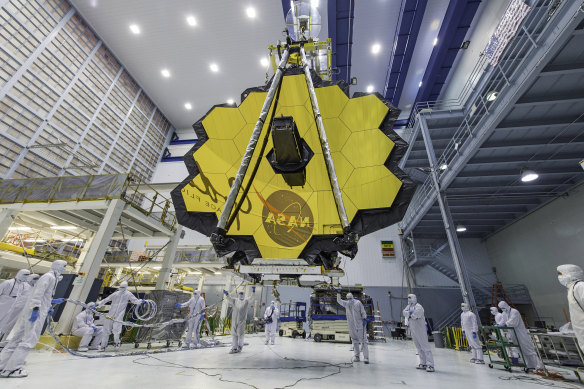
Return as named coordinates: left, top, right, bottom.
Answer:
left=400, top=0, right=563, bottom=233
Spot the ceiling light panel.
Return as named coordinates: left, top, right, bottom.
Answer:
left=129, top=24, right=140, bottom=34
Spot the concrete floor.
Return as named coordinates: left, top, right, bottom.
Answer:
left=1, top=334, right=580, bottom=388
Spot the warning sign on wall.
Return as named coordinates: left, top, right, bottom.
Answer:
left=381, top=241, right=395, bottom=258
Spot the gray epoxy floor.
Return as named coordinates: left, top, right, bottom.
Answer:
left=1, top=334, right=581, bottom=388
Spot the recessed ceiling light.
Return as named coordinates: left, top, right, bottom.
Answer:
left=214, top=271, right=222, bottom=275
left=184, top=103, right=192, bottom=110
left=439, top=162, right=447, bottom=171
left=418, top=81, right=423, bottom=87
left=50, top=225, right=78, bottom=230
left=366, top=85, right=374, bottom=93
left=521, top=169, right=539, bottom=182
left=371, top=43, right=381, bottom=54
left=186, top=15, right=197, bottom=26
left=209, top=63, right=219, bottom=72
left=227, top=99, right=235, bottom=105
left=260, top=57, right=269, bottom=67
left=129, top=24, right=140, bottom=34
left=433, top=37, right=438, bottom=46
left=161, top=69, right=170, bottom=78
left=246, top=7, right=256, bottom=18
left=456, top=224, right=467, bottom=232
left=8, top=226, right=32, bottom=231
left=486, top=91, right=499, bottom=101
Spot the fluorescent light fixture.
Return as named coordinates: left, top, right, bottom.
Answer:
left=371, top=43, right=381, bottom=54
left=433, top=37, right=438, bottom=46
left=311, top=0, right=319, bottom=7
left=129, top=24, right=140, bottom=34
left=161, top=69, right=171, bottom=78
left=50, top=225, right=77, bottom=230
left=486, top=91, right=499, bottom=101
left=186, top=15, right=197, bottom=26
left=246, top=7, right=256, bottom=18
left=189, top=271, right=202, bottom=275
left=23, top=239, right=46, bottom=242
left=366, top=85, right=374, bottom=93
left=209, top=63, right=219, bottom=72
left=418, top=81, right=423, bottom=87
left=184, top=102, right=192, bottom=110
left=214, top=271, right=222, bottom=275
left=64, top=238, right=84, bottom=242
left=439, top=163, right=447, bottom=171
left=8, top=226, right=32, bottom=231
left=456, top=225, right=467, bottom=232
left=521, top=169, right=539, bottom=182
left=260, top=57, right=269, bottom=67
left=227, top=99, right=235, bottom=105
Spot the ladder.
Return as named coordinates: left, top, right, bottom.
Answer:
left=371, top=302, right=387, bottom=342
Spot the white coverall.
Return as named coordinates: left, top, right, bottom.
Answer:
left=0, top=270, right=30, bottom=325
left=0, top=260, right=66, bottom=376
left=179, top=294, right=206, bottom=347
left=491, top=308, right=519, bottom=359
left=461, top=309, right=483, bottom=362
left=557, top=264, right=584, bottom=349
left=338, top=294, right=369, bottom=361
left=403, top=298, right=434, bottom=368
left=499, top=301, right=543, bottom=370
left=72, top=308, right=104, bottom=349
left=0, top=272, right=32, bottom=343
left=226, top=294, right=250, bottom=352
left=96, top=288, right=141, bottom=348
left=264, top=305, right=279, bottom=344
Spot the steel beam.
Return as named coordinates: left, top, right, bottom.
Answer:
left=155, top=226, right=183, bottom=290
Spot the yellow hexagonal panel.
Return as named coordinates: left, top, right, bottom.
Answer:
left=202, top=107, right=246, bottom=140
left=311, top=85, right=348, bottom=119
left=195, top=139, right=240, bottom=174
left=275, top=105, right=314, bottom=136
left=339, top=95, right=389, bottom=131
left=343, top=166, right=403, bottom=210
left=278, top=74, right=309, bottom=107
left=238, top=92, right=267, bottom=124
left=302, top=124, right=322, bottom=154
left=331, top=151, right=354, bottom=187
left=323, top=117, right=351, bottom=152
left=341, top=129, right=395, bottom=168
left=180, top=172, right=231, bottom=216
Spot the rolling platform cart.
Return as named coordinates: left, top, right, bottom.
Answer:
left=481, top=325, right=528, bottom=372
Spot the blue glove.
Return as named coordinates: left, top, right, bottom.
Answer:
left=141, top=299, right=146, bottom=304
left=336, top=288, right=342, bottom=293
left=472, top=332, right=477, bottom=339
left=92, top=326, right=98, bottom=333
left=363, top=320, right=368, bottom=326
left=174, top=303, right=182, bottom=308
left=409, top=310, right=414, bottom=315
left=49, top=308, right=55, bottom=316
left=462, top=331, right=465, bottom=336
left=90, top=305, right=97, bottom=310
left=51, top=298, right=64, bottom=304
left=405, top=325, right=408, bottom=332
left=29, top=309, right=40, bottom=322
left=223, top=290, right=228, bottom=296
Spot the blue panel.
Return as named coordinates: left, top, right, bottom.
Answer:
left=161, top=156, right=184, bottom=162
left=414, top=0, right=482, bottom=104
left=328, top=0, right=355, bottom=82
left=281, top=0, right=291, bottom=20
left=383, top=0, right=428, bottom=106
left=170, top=139, right=197, bottom=145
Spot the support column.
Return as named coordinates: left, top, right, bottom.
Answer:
left=418, top=115, right=476, bottom=310
left=0, top=209, right=15, bottom=242
left=74, top=234, right=95, bottom=273
left=155, top=226, right=183, bottom=290
left=220, top=276, right=234, bottom=321
left=56, top=199, right=125, bottom=333
left=197, top=275, right=205, bottom=292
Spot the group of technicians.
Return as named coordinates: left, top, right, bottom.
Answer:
left=0, top=262, right=582, bottom=378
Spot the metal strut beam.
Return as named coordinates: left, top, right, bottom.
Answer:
left=216, top=48, right=291, bottom=230
left=299, top=46, right=350, bottom=229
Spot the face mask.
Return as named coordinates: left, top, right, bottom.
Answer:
left=58, top=275, right=63, bottom=282
left=558, top=275, right=570, bottom=287
left=490, top=309, right=498, bottom=316
left=238, top=294, right=244, bottom=300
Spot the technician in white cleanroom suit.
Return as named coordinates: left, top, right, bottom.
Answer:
left=461, top=303, right=484, bottom=364
left=175, top=290, right=206, bottom=348
left=403, top=294, right=434, bottom=372
left=557, top=264, right=584, bottom=348
left=337, top=292, right=369, bottom=364
left=0, top=269, right=31, bottom=324
left=0, top=260, right=67, bottom=378
left=0, top=274, right=39, bottom=345
left=223, top=290, right=250, bottom=353
left=498, top=301, right=543, bottom=370
left=490, top=306, right=519, bottom=359
left=264, top=301, right=279, bottom=345
left=96, top=281, right=143, bottom=351
left=71, top=302, right=104, bottom=352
